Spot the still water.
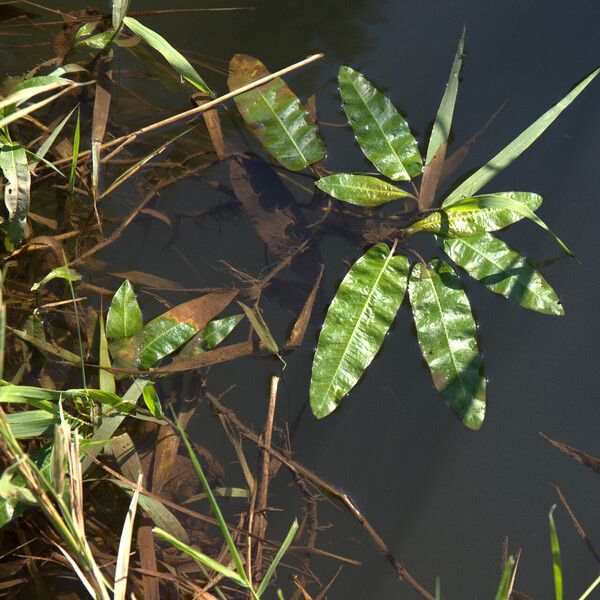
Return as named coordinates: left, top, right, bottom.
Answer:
left=5, top=0, right=600, bottom=598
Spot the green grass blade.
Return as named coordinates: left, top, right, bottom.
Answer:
left=549, top=504, right=563, bottom=600
left=68, top=108, right=80, bottom=195
left=112, top=0, right=131, bottom=30
left=123, top=17, right=212, bottom=95
left=172, top=415, right=248, bottom=585
left=494, top=556, right=515, bottom=600
left=152, top=527, right=248, bottom=587
left=579, top=574, right=600, bottom=600
left=426, top=26, right=465, bottom=165
left=256, top=518, right=298, bottom=596
left=444, top=68, right=600, bottom=205
left=31, top=106, right=78, bottom=168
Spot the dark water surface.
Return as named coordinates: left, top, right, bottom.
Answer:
left=5, top=1, right=600, bottom=598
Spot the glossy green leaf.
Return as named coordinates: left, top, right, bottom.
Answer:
left=0, top=144, right=30, bottom=249
left=178, top=314, right=243, bottom=358
left=112, top=0, right=131, bottom=30
left=152, top=527, right=248, bottom=588
left=228, top=54, right=325, bottom=171
left=31, top=266, right=81, bottom=291
left=0, top=78, right=72, bottom=112
left=316, top=173, right=413, bottom=207
left=106, top=280, right=143, bottom=340
left=142, top=383, right=162, bottom=418
left=426, top=26, right=465, bottom=165
left=98, top=312, right=115, bottom=394
left=408, top=259, right=486, bottom=429
left=445, top=192, right=571, bottom=255
left=115, top=290, right=237, bottom=369
left=441, top=233, right=563, bottom=315
left=310, top=244, right=408, bottom=419
left=443, top=67, right=600, bottom=205
left=494, top=555, right=516, bottom=600
left=123, top=17, right=212, bottom=95
left=338, top=66, right=422, bottom=180
left=406, top=192, right=542, bottom=237
left=549, top=505, right=563, bottom=600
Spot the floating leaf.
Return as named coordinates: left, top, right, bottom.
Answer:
left=425, top=26, right=465, bottom=165
left=238, top=302, right=278, bottom=355
left=178, top=314, right=244, bottom=358
left=0, top=144, right=30, bottom=249
left=123, top=17, right=212, bottom=95
left=549, top=505, right=563, bottom=600
left=406, top=192, right=542, bottom=237
left=441, top=233, right=563, bottom=315
left=31, top=266, right=81, bottom=291
left=310, top=244, right=408, bottom=418
left=115, top=290, right=237, bottom=369
left=316, top=173, right=413, bottom=207
left=443, top=68, right=600, bottom=205
left=228, top=54, right=325, bottom=171
left=106, top=280, right=143, bottom=340
left=338, top=66, right=422, bottom=180
left=408, top=259, right=486, bottom=429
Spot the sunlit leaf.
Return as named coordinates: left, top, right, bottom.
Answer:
left=406, top=192, right=542, bottom=237
left=338, top=66, right=422, bottom=180
left=238, top=302, right=278, bottom=355
left=408, top=259, right=486, bottom=429
left=228, top=54, right=325, bottom=171
left=310, top=244, right=408, bottom=418
left=0, top=144, right=30, bottom=249
left=31, top=266, right=81, bottom=291
left=98, top=312, right=115, bottom=394
left=494, top=556, right=516, bottom=600
left=426, top=26, right=465, bottom=165
left=115, top=290, right=237, bottom=369
left=549, top=505, right=563, bottom=600
left=316, top=173, right=413, bottom=207
left=6, top=410, right=55, bottom=438
left=112, top=0, right=131, bottom=30
left=68, top=107, right=80, bottom=194
left=178, top=314, right=244, bottom=358
left=106, top=280, right=143, bottom=340
left=441, top=233, right=563, bottom=315
left=142, top=383, right=162, bottom=418
left=152, top=527, right=248, bottom=587
left=443, top=67, right=600, bottom=205
left=123, top=17, right=212, bottom=95
left=29, top=106, right=78, bottom=170
left=0, top=78, right=72, bottom=111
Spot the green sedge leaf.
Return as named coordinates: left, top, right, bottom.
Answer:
left=409, top=259, right=486, bottom=429
left=316, top=173, right=413, bottom=207
left=310, top=244, right=408, bottom=418
left=443, top=68, right=600, bottom=205
left=549, top=505, right=563, bottom=600
left=123, top=17, right=212, bottom=95
left=338, top=66, right=422, bottom=181
left=494, top=556, right=516, bottom=600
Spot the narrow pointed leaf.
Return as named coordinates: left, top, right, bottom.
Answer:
left=29, top=106, right=78, bottom=170
left=106, top=280, right=143, bottom=340
left=549, top=505, right=563, bottom=600
left=98, top=312, right=115, bottom=394
left=406, top=192, right=542, bottom=237
left=238, top=301, right=278, bottom=355
left=426, top=26, right=465, bottom=165
left=112, top=0, right=131, bottom=30
left=228, top=54, right=325, bottom=171
left=310, top=244, right=408, bottom=418
left=441, top=233, right=563, bottom=315
left=409, top=259, right=486, bottom=429
left=0, top=144, right=30, bottom=249
left=152, top=527, right=248, bottom=588
left=178, top=314, right=244, bottom=358
left=257, top=518, right=299, bottom=596
left=316, top=173, right=413, bottom=207
left=31, top=266, right=81, bottom=291
left=338, top=66, right=422, bottom=180
left=443, top=68, right=600, bottom=205
left=123, top=17, right=212, bottom=95
left=494, top=556, right=516, bottom=600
